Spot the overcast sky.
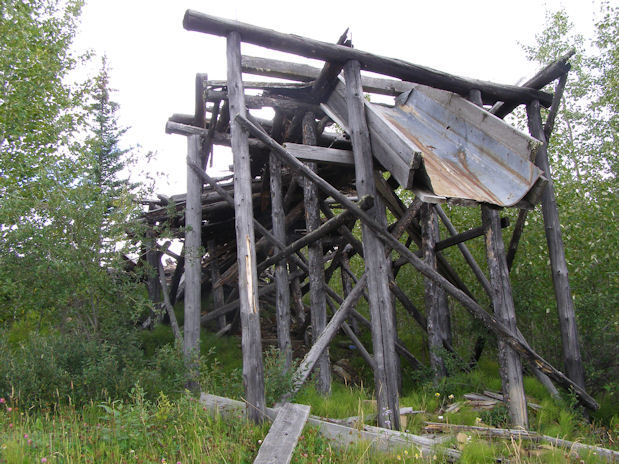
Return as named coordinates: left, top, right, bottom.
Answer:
left=75, top=0, right=598, bottom=196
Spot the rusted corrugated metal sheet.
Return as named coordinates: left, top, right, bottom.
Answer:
left=370, top=85, right=545, bottom=207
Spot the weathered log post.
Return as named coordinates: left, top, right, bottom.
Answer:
left=482, top=205, right=529, bottom=429
left=526, top=99, right=585, bottom=390
left=269, top=147, right=293, bottom=370
left=227, top=31, right=266, bottom=423
left=302, top=112, right=331, bottom=394
left=184, top=134, right=202, bottom=392
left=208, top=239, right=226, bottom=330
left=344, top=59, right=400, bottom=430
left=420, top=203, right=449, bottom=381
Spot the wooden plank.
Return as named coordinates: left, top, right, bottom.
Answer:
left=527, top=100, right=585, bottom=390
left=323, top=81, right=419, bottom=189
left=183, top=11, right=553, bottom=106
left=270, top=151, right=292, bottom=370
left=184, top=134, right=202, bottom=392
left=227, top=31, right=266, bottom=423
left=235, top=114, right=598, bottom=411
left=284, top=143, right=354, bottom=165
left=344, top=60, right=400, bottom=430
left=482, top=205, right=528, bottom=429
left=302, top=112, right=330, bottom=395
left=253, top=402, right=310, bottom=464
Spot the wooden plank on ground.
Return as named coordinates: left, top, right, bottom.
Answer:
left=254, top=402, right=310, bottom=464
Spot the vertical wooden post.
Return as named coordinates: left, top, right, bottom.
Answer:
left=340, top=247, right=359, bottom=334
left=227, top=31, right=266, bottom=423
left=270, top=152, right=293, bottom=370
left=302, top=112, right=331, bottom=394
left=482, top=205, right=528, bottom=429
left=208, top=239, right=226, bottom=330
left=420, top=203, right=449, bottom=380
left=184, top=134, right=202, bottom=392
left=526, top=100, right=585, bottom=390
left=344, top=60, right=400, bottom=430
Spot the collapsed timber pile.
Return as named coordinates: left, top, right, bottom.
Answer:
left=144, top=10, right=599, bottom=440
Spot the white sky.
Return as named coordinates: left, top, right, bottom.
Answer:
left=75, top=0, right=598, bottom=196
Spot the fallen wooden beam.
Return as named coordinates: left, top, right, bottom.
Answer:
left=424, top=422, right=619, bottom=462
left=199, top=393, right=460, bottom=460
left=254, top=402, right=310, bottom=464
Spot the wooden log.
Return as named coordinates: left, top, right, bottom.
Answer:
left=421, top=203, right=449, bottom=380
left=183, top=11, right=553, bottom=106
left=242, top=55, right=416, bottom=97
left=235, top=114, right=598, bottom=411
left=158, top=260, right=182, bottom=342
left=345, top=60, right=400, bottom=430
left=527, top=100, right=585, bottom=390
left=227, top=31, right=266, bottom=423
left=490, top=50, right=574, bottom=119
left=302, top=112, right=331, bottom=395
left=270, top=151, right=292, bottom=370
left=288, top=274, right=368, bottom=398
left=184, top=134, right=202, bottom=392
left=284, top=143, right=354, bottom=165
left=506, top=73, right=568, bottom=271
left=205, top=89, right=323, bottom=114
left=482, top=205, right=528, bottom=429
left=168, top=244, right=184, bottom=306
left=208, top=240, right=227, bottom=330
left=253, top=402, right=310, bottom=464
left=435, top=218, right=509, bottom=252
left=423, top=422, right=618, bottom=462
left=256, top=195, right=373, bottom=273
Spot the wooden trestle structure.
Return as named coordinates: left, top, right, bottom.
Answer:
left=146, top=10, right=598, bottom=430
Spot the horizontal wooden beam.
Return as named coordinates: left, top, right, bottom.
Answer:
left=184, top=11, right=552, bottom=106
left=435, top=217, right=509, bottom=251
left=284, top=143, right=354, bottom=165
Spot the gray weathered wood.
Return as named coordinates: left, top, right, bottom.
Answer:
left=184, top=134, right=202, bottom=392
left=345, top=60, right=400, bottom=430
left=270, top=152, right=293, bottom=371
left=284, top=143, right=354, bottom=165
left=424, top=422, right=618, bottom=462
left=227, top=31, right=266, bottom=423
left=183, top=11, right=553, bottom=106
left=241, top=55, right=415, bottom=96
left=421, top=203, right=449, bottom=380
left=490, top=50, right=574, bottom=119
left=206, top=241, right=226, bottom=331
left=200, top=393, right=460, bottom=460
left=482, top=205, right=528, bottom=429
left=235, top=113, right=598, bottom=411
left=527, top=100, right=585, bottom=390
left=158, top=260, right=182, bottom=342
left=302, top=112, right=330, bottom=394
left=253, top=402, right=310, bottom=464
left=289, top=274, right=368, bottom=398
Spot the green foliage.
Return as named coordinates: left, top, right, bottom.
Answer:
left=0, top=331, right=185, bottom=408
